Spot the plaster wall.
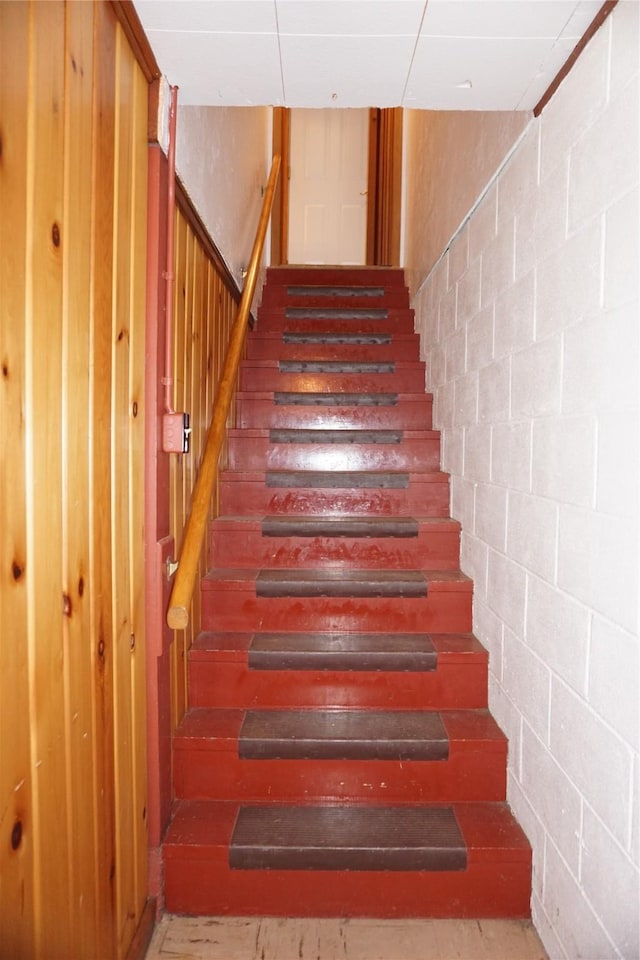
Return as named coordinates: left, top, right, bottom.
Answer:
left=404, top=108, right=530, bottom=291
left=175, top=106, right=271, bottom=287
left=407, top=4, right=639, bottom=957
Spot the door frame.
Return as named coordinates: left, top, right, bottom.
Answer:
left=272, top=107, right=402, bottom=267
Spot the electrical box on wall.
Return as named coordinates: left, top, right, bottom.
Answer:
left=162, top=412, right=191, bottom=454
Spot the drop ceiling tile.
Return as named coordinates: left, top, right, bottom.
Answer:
left=560, top=1, right=606, bottom=38
left=146, top=30, right=284, bottom=105
left=420, top=1, right=585, bottom=39
left=276, top=0, right=426, bottom=35
left=135, top=0, right=278, bottom=33
left=280, top=34, right=414, bottom=107
left=404, top=35, right=557, bottom=109
left=515, top=35, right=580, bottom=108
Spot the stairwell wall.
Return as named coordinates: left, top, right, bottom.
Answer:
left=404, top=3, right=639, bottom=957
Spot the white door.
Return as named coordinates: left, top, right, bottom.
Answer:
left=288, top=108, right=369, bottom=265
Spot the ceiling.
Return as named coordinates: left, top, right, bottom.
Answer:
left=133, top=0, right=605, bottom=111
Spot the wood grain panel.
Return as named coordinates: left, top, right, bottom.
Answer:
left=0, top=4, right=35, bottom=956
left=1, top=2, right=150, bottom=957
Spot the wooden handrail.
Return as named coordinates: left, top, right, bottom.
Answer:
left=167, top=155, right=281, bottom=630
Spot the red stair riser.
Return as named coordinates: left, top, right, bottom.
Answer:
left=265, top=267, right=407, bottom=286
left=201, top=590, right=473, bottom=635
left=227, top=433, right=441, bottom=472
left=188, top=659, right=488, bottom=711
left=219, top=475, right=451, bottom=518
left=235, top=396, right=433, bottom=431
left=260, top=290, right=410, bottom=310
left=246, top=335, right=419, bottom=361
left=209, top=523, right=460, bottom=570
left=173, top=749, right=507, bottom=804
left=238, top=366, right=426, bottom=394
left=256, top=311, right=415, bottom=336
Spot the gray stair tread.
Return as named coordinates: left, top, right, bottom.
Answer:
left=249, top=631, right=437, bottom=671
left=256, top=569, right=427, bottom=598
left=283, top=332, right=391, bottom=344
left=270, top=429, right=402, bottom=444
left=278, top=361, right=395, bottom=373
left=286, top=307, right=389, bottom=320
left=274, top=392, right=398, bottom=407
left=249, top=631, right=437, bottom=670
left=261, top=516, right=419, bottom=537
left=229, top=805, right=467, bottom=871
left=239, top=709, right=448, bottom=760
left=265, top=470, right=410, bottom=488
left=287, top=285, right=385, bottom=298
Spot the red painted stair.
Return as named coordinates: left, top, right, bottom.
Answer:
left=163, top=265, right=531, bottom=918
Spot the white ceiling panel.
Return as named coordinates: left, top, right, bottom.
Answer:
left=133, top=0, right=609, bottom=109
left=146, top=30, right=284, bottom=105
left=280, top=34, right=416, bottom=107
left=135, top=0, right=278, bottom=33
left=277, top=0, right=426, bottom=36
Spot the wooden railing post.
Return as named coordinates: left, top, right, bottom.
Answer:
left=167, top=155, right=281, bottom=630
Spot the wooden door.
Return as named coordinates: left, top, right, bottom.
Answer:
left=288, top=108, right=369, bottom=265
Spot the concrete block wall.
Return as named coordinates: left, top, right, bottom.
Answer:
left=412, top=4, right=639, bottom=957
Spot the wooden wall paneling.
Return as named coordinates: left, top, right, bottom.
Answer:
left=90, top=3, right=118, bottom=955
left=112, top=25, right=137, bottom=955
left=61, top=2, right=99, bottom=955
left=0, top=3, right=35, bottom=954
left=27, top=2, right=73, bottom=953
left=128, top=55, right=149, bottom=926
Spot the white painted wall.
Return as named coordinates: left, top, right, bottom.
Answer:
left=407, top=4, right=639, bottom=957
left=175, top=105, right=272, bottom=288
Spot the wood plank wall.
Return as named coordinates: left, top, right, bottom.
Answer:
left=168, top=203, right=239, bottom=730
left=0, top=2, right=149, bottom=957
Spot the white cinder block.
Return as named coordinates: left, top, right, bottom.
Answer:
left=463, top=422, right=492, bottom=483
left=456, top=256, right=482, bottom=326
left=497, top=122, right=539, bottom=224
left=531, top=889, right=566, bottom=960
left=562, top=305, right=639, bottom=416
left=465, top=302, right=494, bottom=372
left=596, top=410, right=639, bottom=520
left=435, top=378, right=454, bottom=429
left=513, top=185, right=538, bottom=282
left=488, top=673, right=522, bottom=775
left=475, top=481, right=508, bottom=552
left=447, top=223, right=469, bottom=290
left=558, top=504, right=639, bottom=635
left=506, top=490, right=558, bottom=583
left=438, top=283, right=457, bottom=341
left=445, top=325, right=466, bottom=380
left=460, top=532, right=488, bottom=600
left=453, top=372, right=478, bottom=427
left=494, top=270, right=535, bottom=360
left=526, top=574, right=590, bottom=697
left=603, top=188, right=640, bottom=311
left=520, top=723, right=583, bottom=873
left=610, top=0, right=640, bottom=99
left=542, top=837, right=619, bottom=960
left=491, top=420, right=532, bottom=493
left=511, top=335, right=562, bottom=419
left=473, top=595, right=504, bottom=674
left=535, top=218, right=602, bottom=341
left=568, top=79, right=640, bottom=233
left=502, top=631, right=551, bottom=744
left=469, top=183, right=498, bottom=264
left=480, top=218, right=515, bottom=309
left=442, top=425, right=464, bottom=476
left=533, top=163, right=570, bottom=256
left=539, top=19, right=610, bottom=180
left=428, top=342, right=446, bottom=390
left=486, top=548, right=527, bottom=637
left=581, top=806, right=640, bottom=959
left=478, top=356, right=511, bottom=423
left=589, top=615, right=640, bottom=749
left=531, top=416, right=596, bottom=507
left=549, top=677, right=633, bottom=847
left=632, top=757, right=639, bottom=864
left=450, top=474, right=476, bottom=533
left=506, top=775, right=546, bottom=901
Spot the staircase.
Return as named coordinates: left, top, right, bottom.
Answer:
left=163, top=266, right=532, bottom=918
